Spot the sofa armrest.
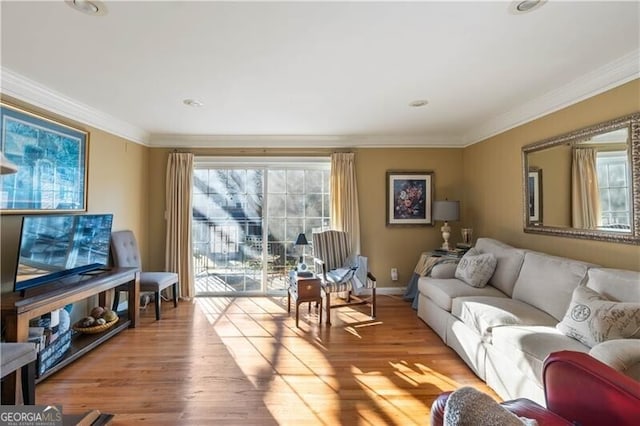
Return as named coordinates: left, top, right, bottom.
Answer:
left=543, top=350, right=640, bottom=426
left=431, top=262, right=457, bottom=279
left=589, top=339, right=640, bottom=381
left=429, top=391, right=449, bottom=426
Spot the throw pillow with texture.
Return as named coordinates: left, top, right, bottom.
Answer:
left=444, top=386, right=537, bottom=426
left=557, top=286, right=640, bottom=348
left=454, top=249, right=497, bottom=288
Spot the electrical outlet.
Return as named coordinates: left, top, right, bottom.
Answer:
left=391, top=268, right=398, bottom=281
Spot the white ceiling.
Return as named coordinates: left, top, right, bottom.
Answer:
left=1, top=1, right=639, bottom=148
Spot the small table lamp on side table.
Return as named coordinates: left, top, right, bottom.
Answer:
left=433, top=200, right=460, bottom=251
left=294, top=233, right=312, bottom=277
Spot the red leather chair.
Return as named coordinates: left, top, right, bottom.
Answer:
left=430, top=351, right=640, bottom=426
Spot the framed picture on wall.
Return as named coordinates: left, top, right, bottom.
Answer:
left=0, top=102, right=89, bottom=213
left=386, top=171, right=434, bottom=226
left=528, top=167, right=543, bottom=224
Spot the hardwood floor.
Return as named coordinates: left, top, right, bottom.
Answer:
left=36, top=295, right=497, bottom=425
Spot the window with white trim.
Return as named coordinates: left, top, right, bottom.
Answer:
left=192, top=157, right=330, bottom=295
left=597, top=150, right=630, bottom=229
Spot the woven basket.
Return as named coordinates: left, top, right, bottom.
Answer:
left=73, top=315, right=119, bottom=335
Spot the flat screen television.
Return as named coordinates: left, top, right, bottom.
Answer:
left=14, top=214, right=114, bottom=293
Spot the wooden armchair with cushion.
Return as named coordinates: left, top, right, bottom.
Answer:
left=312, top=230, right=376, bottom=326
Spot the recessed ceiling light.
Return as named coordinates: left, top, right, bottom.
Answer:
left=509, top=0, right=546, bottom=14
left=65, top=0, right=107, bottom=16
left=409, top=100, right=429, bottom=108
left=183, top=99, right=204, bottom=108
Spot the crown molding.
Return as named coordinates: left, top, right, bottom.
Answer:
left=149, top=133, right=465, bottom=149
left=462, top=49, right=640, bottom=146
left=3, top=47, right=638, bottom=150
left=0, top=67, right=150, bottom=145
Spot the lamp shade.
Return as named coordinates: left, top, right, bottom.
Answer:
left=0, top=152, right=18, bottom=175
left=433, top=200, right=460, bottom=222
left=295, top=233, right=308, bottom=245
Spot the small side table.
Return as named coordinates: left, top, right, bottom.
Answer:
left=287, top=274, right=322, bottom=327
left=0, top=342, right=37, bottom=405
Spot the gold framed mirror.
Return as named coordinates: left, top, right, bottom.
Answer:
left=522, top=112, right=640, bottom=244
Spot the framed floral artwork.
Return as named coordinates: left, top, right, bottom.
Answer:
left=0, top=102, right=88, bottom=213
left=386, top=171, right=434, bottom=226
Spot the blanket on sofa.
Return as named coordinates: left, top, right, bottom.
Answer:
left=404, top=254, right=458, bottom=309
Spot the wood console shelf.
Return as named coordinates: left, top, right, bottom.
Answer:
left=36, top=312, right=131, bottom=383
left=1, top=267, right=139, bottom=403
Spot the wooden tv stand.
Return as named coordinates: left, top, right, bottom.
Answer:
left=1, top=267, right=139, bottom=403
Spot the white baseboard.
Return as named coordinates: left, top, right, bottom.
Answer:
left=375, top=286, right=406, bottom=296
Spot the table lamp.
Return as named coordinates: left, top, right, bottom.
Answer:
left=294, top=233, right=311, bottom=275
left=433, top=200, right=459, bottom=251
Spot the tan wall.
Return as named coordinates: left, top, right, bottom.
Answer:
left=147, top=148, right=167, bottom=272
left=463, top=79, right=640, bottom=270
left=0, top=97, right=151, bottom=293
left=146, top=147, right=464, bottom=287
left=354, top=148, right=464, bottom=287
left=528, top=144, right=571, bottom=227
left=89, top=129, right=150, bottom=266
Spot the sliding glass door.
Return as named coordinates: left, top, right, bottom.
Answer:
left=192, top=158, right=330, bottom=296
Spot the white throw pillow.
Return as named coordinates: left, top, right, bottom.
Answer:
left=557, top=286, right=640, bottom=348
left=455, top=250, right=497, bottom=288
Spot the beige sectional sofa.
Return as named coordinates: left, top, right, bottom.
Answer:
left=416, top=237, right=640, bottom=406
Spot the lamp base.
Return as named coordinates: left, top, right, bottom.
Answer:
left=296, top=255, right=309, bottom=274
left=441, top=222, right=451, bottom=251
left=296, top=262, right=309, bottom=273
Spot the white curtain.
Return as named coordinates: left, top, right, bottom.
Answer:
left=330, top=152, right=361, bottom=254
left=165, top=152, right=194, bottom=299
left=571, top=147, right=601, bottom=229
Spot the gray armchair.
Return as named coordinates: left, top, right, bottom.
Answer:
left=110, top=230, right=178, bottom=320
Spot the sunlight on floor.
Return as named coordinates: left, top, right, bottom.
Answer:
left=193, top=296, right=468, bottom=425
left=195, top=297, right=341, bottom=424
left=351, top=366, right=421, bottom=424
left=393, top=361, right=462, bottom=389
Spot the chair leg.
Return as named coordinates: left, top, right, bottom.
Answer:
left=173, top=283, right=178, bottom=308
left=325, top=290, right=332, bottom=326
left=371, top=288, right=376, bottom=319
left=155, top=291, right=161, bottom=320
left=112, top=290, right=120, bottom=312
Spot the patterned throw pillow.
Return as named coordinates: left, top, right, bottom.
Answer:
left=454, top=249, right=497, bottom=288
left=557, top=286, right=640, bottom=348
